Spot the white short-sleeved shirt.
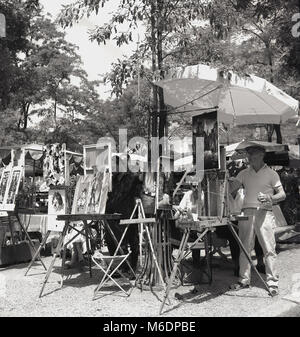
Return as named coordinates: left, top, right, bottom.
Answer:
left=236, top=164, right=282, bottom=210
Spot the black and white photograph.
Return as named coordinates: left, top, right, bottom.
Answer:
left=0, top=0, right=300, bottom=324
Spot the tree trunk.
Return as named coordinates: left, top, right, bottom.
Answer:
left=274, top=124, right=282, bottom=144
left=150, top=1, right=158, bottom=138
left=157, top=0, right=166, bottom=150
left=266, top=44, right=282, bottom=143
left=54, top=95, right=57, bottom=129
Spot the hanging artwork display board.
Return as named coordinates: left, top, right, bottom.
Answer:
left=192, top=111, right=220, bottom=171
left=47, top=187, right=68, bottom=232
left=43, top=143, right=66, bottom=186
left=0, top=166, right=23, bottom=211
left=2, top=166, right=23, bottom=211
left=0, top=168, right=11, bottom=210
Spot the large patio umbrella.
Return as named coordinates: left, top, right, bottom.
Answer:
left=156, top=64, right=299, bottom=125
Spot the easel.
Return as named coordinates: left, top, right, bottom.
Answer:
left=123, top=199, right=167, bottom=290
left=25, top=185, right=71, bottom=277
left=159, top=170, right=273, bottom=315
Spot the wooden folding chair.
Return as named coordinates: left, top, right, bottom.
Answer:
left=92, top=251, right=133, bottom=298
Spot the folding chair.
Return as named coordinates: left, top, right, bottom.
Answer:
left=92, top=250, right=133, bottom=298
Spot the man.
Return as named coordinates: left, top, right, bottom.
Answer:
left=229, top=145, right=286, bottom=296
left=173, top=184, right=204, bottom=268
left=105, top=154, right=143, bottom=273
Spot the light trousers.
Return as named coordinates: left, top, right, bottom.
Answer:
left=238, top=208, right=279, bottom=287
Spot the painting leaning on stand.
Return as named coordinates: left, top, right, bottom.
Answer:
left=229, top=145, right=286, bottom=296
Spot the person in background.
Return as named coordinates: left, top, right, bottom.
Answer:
left=105, top=154, right=143, bottom=274
left=229, top=145, right=286, bottom=296
left=174, top=184, right=204, bottom=268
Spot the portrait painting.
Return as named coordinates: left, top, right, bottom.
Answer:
left=48, top=188, right=67, bottom=232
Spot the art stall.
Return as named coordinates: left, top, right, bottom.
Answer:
left=0, top=143, right=83, bottom=265
left=153, top=63, right=299, bottom=314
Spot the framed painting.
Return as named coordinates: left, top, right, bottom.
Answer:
left=192, top=111, right=220, bottom=170
left=47, top=188, right=67, bottom=232
left=2, top=167, right=23, bottom=211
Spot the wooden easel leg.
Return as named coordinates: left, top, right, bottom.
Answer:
left=204, top=231, right=212, bottom=284
left=15, top=213, right=48, bottom=270
left=145, top=225, right=166, bottom=290
left=39, top=225, right=67, bottom=298
left=83, top=220, right=92, bottom=278
left=25, top=230, right=50, bottom=276
left=159, top=229, right=190, bottom=315
left=228, top=223, right=272, bottom=295
left=137, top=203, right=144, bottom=268
left=60, top=244, right=67, bottom=288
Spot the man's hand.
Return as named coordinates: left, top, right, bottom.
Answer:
left=257, top=193, right=272, bottom=204
left=229, top=177, right=242, bottom=196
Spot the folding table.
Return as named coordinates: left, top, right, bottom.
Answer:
left=37, top=213, right=136, bottom=297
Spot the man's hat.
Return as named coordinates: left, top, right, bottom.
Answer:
left=245, top=145, right=266, bottom=154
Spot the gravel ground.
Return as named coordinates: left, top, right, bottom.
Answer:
left=0, top=245, right=300, bottom=317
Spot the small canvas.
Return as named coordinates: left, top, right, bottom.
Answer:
left=47, top=188, right=67, bottom=232
left=71, top=175, right=93, bottom=214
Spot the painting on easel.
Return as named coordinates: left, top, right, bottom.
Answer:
left=71, top=175, right=93, bottom=214
left=48, top=188, right=67, bottom=232
left=85, top=169, right=110, bottom=214
left=192, top=111, right=220, bottom=170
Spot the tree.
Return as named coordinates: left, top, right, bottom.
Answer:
left=0, top=1, right=103, bottom=148
left=58, top=0, right=205, bottom=143
left=199, top=0, right=300, bottom=144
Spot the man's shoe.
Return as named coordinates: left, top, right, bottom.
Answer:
left=269, top=286, right=279, bottom=297
left=229, top=282, right=250, bottom=291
